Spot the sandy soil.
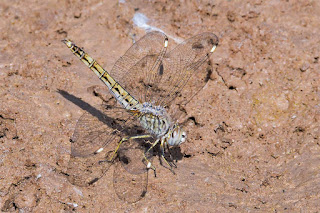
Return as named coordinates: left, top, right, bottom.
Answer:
left=1, top=0, right=319, bottom=212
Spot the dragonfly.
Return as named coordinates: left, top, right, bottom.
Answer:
left=62, top=31, right=218, bottom=202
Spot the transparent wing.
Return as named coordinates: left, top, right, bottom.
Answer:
left=110, top=31, right=168, bottom=102
left=166, top=57, right=215, bottom=122
left=66, top=98, right=131, bottom=186
left=150, top=32, right=219, bottom=107
left=70, top=99, right=134, bottom=157
left=67, top=99, right=152, bottom=187
left=113, top=158, right=148, bottom=203
left=117, top=137, right=154, bottom=175
left=67, top=138, right=152, bottom=188
left=113, top=140, right=152, bottom=203
left=67, top=151, right=113, bottom=187
left=110, top=32, right=218, bottom=112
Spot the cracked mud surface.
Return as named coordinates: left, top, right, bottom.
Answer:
left=0, top=0, right=319, bottom=212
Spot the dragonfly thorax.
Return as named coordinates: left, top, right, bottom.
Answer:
left=135, top=102, right=187, bottom=146
left=136, top=102, right=171, bottom=137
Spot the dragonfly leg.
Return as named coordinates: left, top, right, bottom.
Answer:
left=165, top=142, right=177, bottom=168
left=143, top=139, right=160, bottom=174
left=160, top=140, right=176, bottom=174
left=108, top=134, right=153, bottom=162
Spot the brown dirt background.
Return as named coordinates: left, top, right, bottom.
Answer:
left=1, top=0, right=319, bottom=212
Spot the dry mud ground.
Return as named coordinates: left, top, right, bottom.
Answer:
left=0, top=0, right=319, bottom=212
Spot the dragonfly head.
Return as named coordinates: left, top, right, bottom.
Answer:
left=167, top=124, right=187, bottom=146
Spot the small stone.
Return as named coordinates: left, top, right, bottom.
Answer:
left=300, top=63, right=309, bottom=72
left=227, top=11, right=236, bottom=22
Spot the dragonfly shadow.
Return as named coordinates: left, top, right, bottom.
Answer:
left=57, top=89, right=129, bottom=135
left=57, top=89, right=95, bottom=112
left=169, top=146, right=184, bottom=161
left=153, top=145, right=184, bottom=166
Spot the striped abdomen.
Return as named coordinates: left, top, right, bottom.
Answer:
left=63, top=39, right=139, bottom=110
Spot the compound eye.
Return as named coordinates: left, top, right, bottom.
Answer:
left=172, top=131, right=177, bottom=138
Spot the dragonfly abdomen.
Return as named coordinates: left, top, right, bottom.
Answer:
left=63, top=39, right=139, bottom=110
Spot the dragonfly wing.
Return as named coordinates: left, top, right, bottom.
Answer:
left=113, top=160, right=148, bottom=203
left=70, top=99, right=134, bottom=157
left=67, top=151, right=113, bottom=187
left=113, top=144, right=150, bottom=203
left=118, top=137, right=154, bottom=175
left=151, top=32, right=219, bottom=108
left=68, top=98, right=149, bottom=186
left=110, top=31, right=168, bottom=102
left=67, top=99, right=137, bottom=186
